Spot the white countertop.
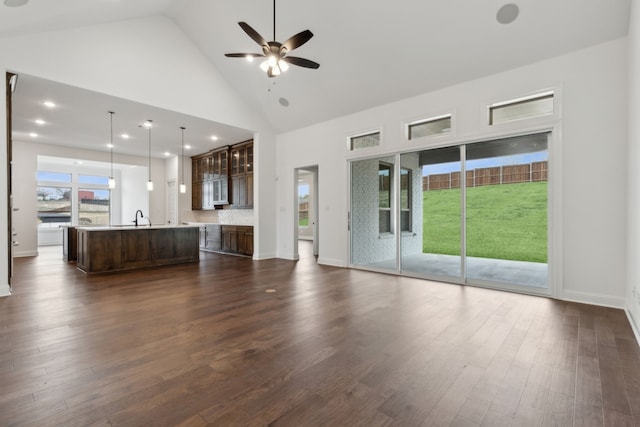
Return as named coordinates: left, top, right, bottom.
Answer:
left=184, top=222, right=254, bottom=226
left=76, top=224, right=199, bottom=231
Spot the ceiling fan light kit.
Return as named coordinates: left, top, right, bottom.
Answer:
left=225, top=0, right=320, bottom=77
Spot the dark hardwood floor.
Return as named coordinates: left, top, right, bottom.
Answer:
left=1, top=243, right=639, bottom=426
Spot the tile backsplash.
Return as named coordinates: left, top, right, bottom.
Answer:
left=182, top=209, right=254, bottom=225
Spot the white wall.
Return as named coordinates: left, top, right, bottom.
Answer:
left=120, top=166, right=151, bottom=226
left=627, top=0, right=640, bottom=339
left=0, top=15, right=278, bottom=293
left=277, top=37, right=629, bottom=308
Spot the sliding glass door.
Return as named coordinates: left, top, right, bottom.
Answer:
left=465, top=134, right=548, bottom=288
left=400, top=146, right=462, bottom=280
left=350, top=155, right=398, bottom=271
left=350, top=132, right=550, bottom=293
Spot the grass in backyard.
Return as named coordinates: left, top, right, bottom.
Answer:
left=423, top=181, right=547, bottom=263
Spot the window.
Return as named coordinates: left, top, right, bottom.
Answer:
left=408, top=115, right=451, bottom=140
left=298, top=183, right=309, bottom=227
left=79, top=174, right=110, bottom=185
left=400, top=168, right=411, bottom=232
left=350, top=131, right=380, bottom=151
left=37, top=171, right=111, bottom=227
left=36, top=171, right=71, bottom=183
left=379, top=163, right=392, bottom=234
left=37, top=186, right=72, bottom=228
left=489, top=91, right=554, bottom=125
left=78, top=188, right=110, bottom=225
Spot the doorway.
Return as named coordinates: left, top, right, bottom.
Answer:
left=294, top=166, right=318, bottom=260
left=6, top=72, right=16, bottom=289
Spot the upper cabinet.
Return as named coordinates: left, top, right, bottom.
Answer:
left=191, top=140, right=253, bottom=210
left=230, top=141, right=253, bottom=209
left=191, top=146, right=230, bottom=210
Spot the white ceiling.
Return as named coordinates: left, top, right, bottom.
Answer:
left=3, top=0, right=632, bottom=158
left=11, top=73, right=254, bottom=159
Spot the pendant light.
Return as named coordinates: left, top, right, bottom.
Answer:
left=179, top=126, right=186, bottom=194
left=145, top=120, right=153, bottom=191
left=107, top=111, right=116, bottom=189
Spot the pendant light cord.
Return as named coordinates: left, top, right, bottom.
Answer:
left=109, top=111, right=114, bottom=178
left=273, top=0, right=276, bottom=41
left=148, top=120, right=152, bottom=181
left=180, top=127, right=185, bottom=185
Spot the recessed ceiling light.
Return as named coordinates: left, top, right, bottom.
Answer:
left=496, top=3, right=519, bottom=25
left=142, top=120, right=153, bottom=128
left=185, top=144, right=192, bottom=150
left=121, top=133, right=130, bottom=139
left=3, top=0, right=29, bottom=7
left=29, top=132, right=38, bottom=138
left=164, top=152, right=171, bottom=156
left=34, top=119, right=45, bottom=125
left=210, top=135, right=218, bottom=141
left=43, top=101, right=56, bottom=108
left=107, top=143, right=114, bottom=148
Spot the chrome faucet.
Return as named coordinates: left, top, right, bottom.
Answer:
left=133, top=210, right=144, bottom=227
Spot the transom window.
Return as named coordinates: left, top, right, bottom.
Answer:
left=408, top=115, right=451, bottom=140
left=350, top=131, right=381, bottom=151
left=489, top=91, right=554, bottom=125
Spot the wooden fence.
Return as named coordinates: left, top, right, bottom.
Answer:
left=422, top=161, right=547, bottom=191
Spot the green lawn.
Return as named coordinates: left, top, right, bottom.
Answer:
left=423, top=181, right=547, bottom=263
left=299, top=217, right=309, bottom=227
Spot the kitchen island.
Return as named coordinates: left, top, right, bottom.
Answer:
left=76, top=225, right=199, bottom=274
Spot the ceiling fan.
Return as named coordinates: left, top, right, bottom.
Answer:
left=224, top=0, right=320, bottom=77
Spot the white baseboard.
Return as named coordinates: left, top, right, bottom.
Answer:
left=277, top=253, right=298, bottom=261
left=14, top=250, right=38, bottom=258
left=252, top=252, right=277, bottom=260
left=626, top=308, right=640, bottom=349
left=318, top=257, right=346, bottom=267
left=561, top=290, right=626, bottom=309
left=0, top=283, right=11, bottom=297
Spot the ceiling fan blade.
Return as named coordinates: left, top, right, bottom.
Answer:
left=238, top=22, right=269, bottom=49
left=282, top=29, right=314, bottom=53
left=283, top=56, right=320, bottom=69
left=225, top=53, right=265, bottom=58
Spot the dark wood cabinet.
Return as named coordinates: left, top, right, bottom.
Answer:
left=237, top=226, right=254, bottom=256
left=205, top=224, right=222, bottom=251
left=230, top=141, right=253, bottom=208
left=191, top=146, right=230, bottom=210
left=221, top=225, right=238, bottom=253
left=77, top=227, right=199, bottom=274
left=191, top=140, right=252, bottom=211
left=221, top=225, right=253, bottom=257
left=62, top=226, right=78, bottom=261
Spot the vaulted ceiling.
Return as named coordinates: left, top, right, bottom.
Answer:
left=1, top=0, right=632, bottom=155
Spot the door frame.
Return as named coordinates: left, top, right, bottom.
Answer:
left=293, top=165, right=319, bottom=260
left=347, top=125, right=562, bottom=300
left=6, top=72, right=15, bottom=290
